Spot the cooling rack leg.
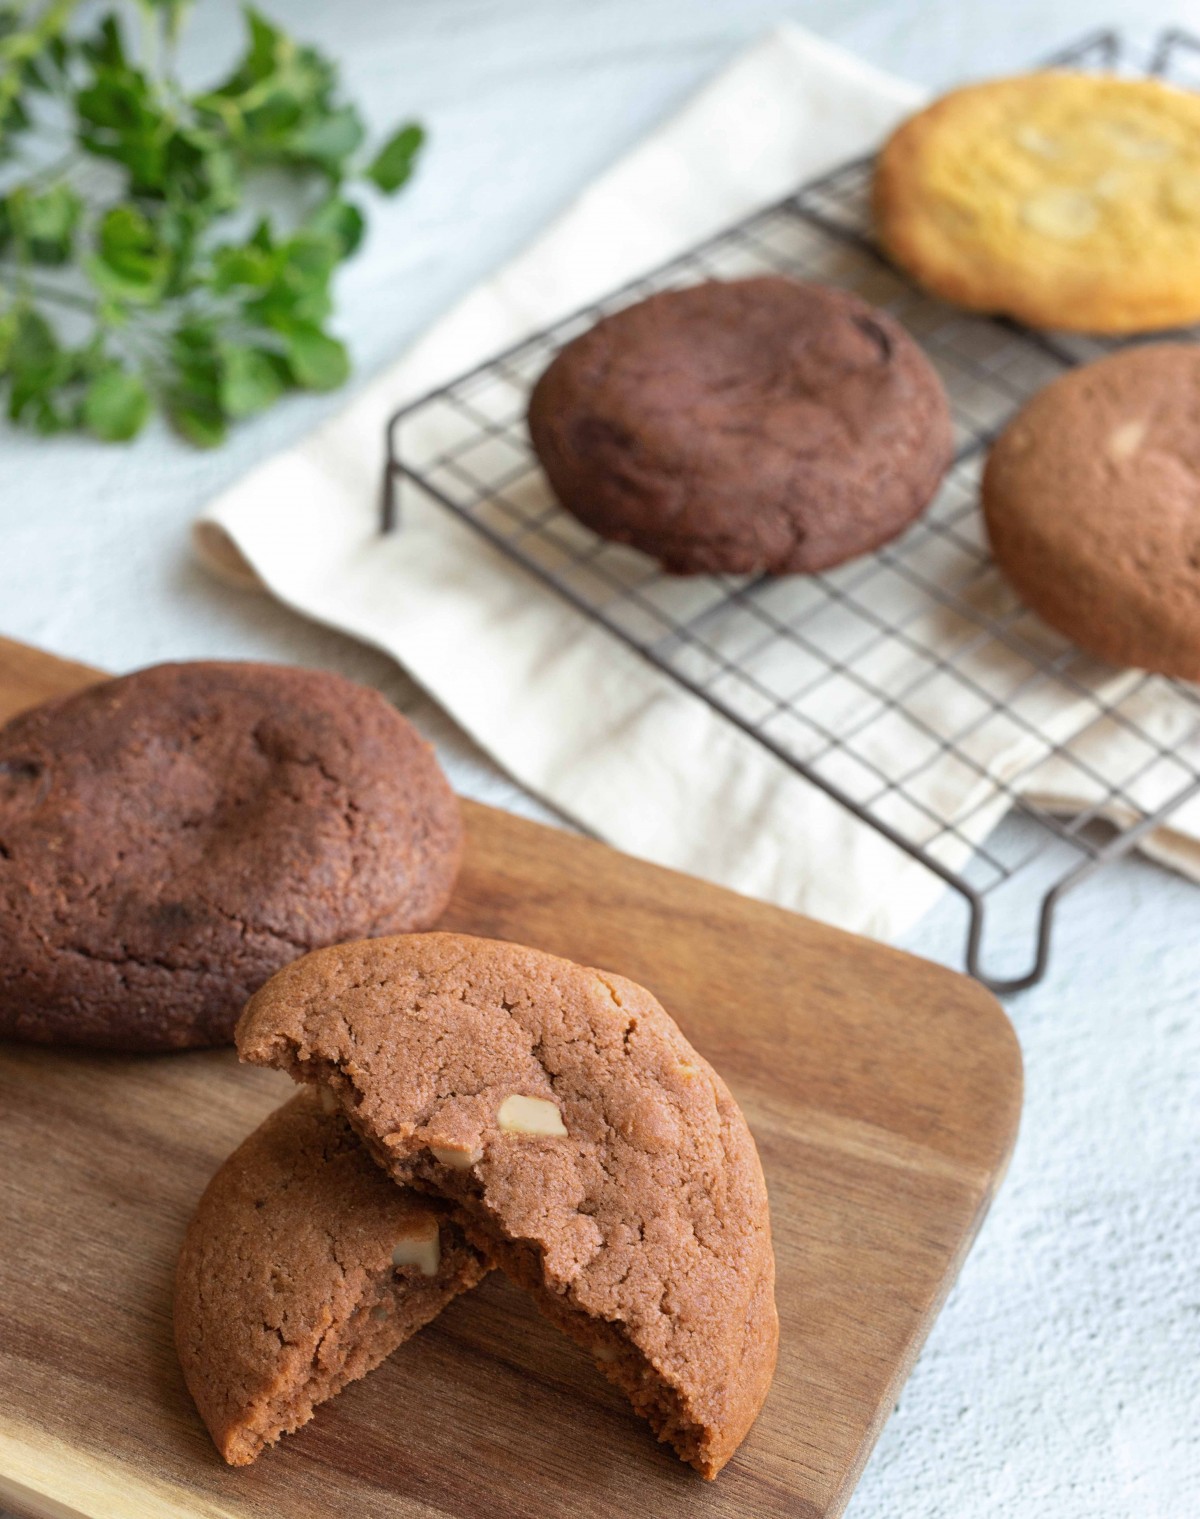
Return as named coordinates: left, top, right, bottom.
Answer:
left=964, top=892, right=1058, bottom=997
left=964, top=843, right=1139, bottom=997
left=381, top=463, right=400, bottom=534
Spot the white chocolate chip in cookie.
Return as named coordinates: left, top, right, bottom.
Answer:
left=1099, top=119, right=1174, bottom=161
left=318, top=1086, right=338, bottom=1114
left=1019, top=190, right=1100, bottom=240
left=392, top=1220, right=441, bottom=1277
left=1108, top=419, right=1148, bottom=462
left=431, top=1143, right=483, bottom=1170
left=1014, top=125, right=1061, bottom=159
left=497, top=1094, right=567, bottom=1137
left=1094, top=169, right=1133, bottom=200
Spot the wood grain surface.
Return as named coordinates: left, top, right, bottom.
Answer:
left=0, top=638, right=1022, bottom=1519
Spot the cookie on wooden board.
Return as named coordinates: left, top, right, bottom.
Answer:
left=0, top=661, right=462, bottom=1050
left=874, top=72, right=1200, bottom=333
left=527, top=276, right=952, bottom=575
left=982, top=343, right=1200, bottom=680
left=175, top=1089, right=489, bottom=1465
left=237, top=931, right=779, bottom=1480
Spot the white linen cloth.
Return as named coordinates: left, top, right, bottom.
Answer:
left=193, top=23, right=1200, bottom=943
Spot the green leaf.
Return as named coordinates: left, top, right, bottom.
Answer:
left=9, top=305, right=58, bottom=366
left=286, top=103, right=363, bottom=174
left=6, top=306, right=72, bottom=424
left=209, top=240, right=277, bottom=292
left=80, top=14, right=126, bottom=70
left=238, top=226, right=338, bottom=330
left=7, top=183, right=83, bottom=265
left=282, top=231, right=338, bottom=283
left=167, top=319, right=228, bottom=446
left=279, top=320, right=348, bottom=390
left=218, top=342, right=286, bottom=418
left=237, top=6, right=289, bottom=87
left=162, top=124, right=241, bottom=215
left=169, top=396, right=227, bottom=447
left=366, top=122, right=424, bottom=193
left=304, top=196, right=363, bottom=256
left=0, top=307, right=18, bottom=372
left=88, top=205, right=171, bottom=304
left=76, top=63, right=171, bottom=192
left=82, top=362, right=150, bottom=441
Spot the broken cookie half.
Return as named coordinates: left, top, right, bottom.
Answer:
left=174, top=1088, right=488, bottom=1465
left=237, top=931, right=779, bottom=1479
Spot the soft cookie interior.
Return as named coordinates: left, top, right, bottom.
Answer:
left=174, top=1090, right=488, bottom=1465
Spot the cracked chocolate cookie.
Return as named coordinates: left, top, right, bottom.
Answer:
left=0, top=662, right=462, bottom=1050
left=237, top=931, right=779, bottom=1479
left=526, top=276, right=952, bottom=575
left=175, top=1089, right=488, bottom=1464
left=983, top=344, right=1200, bottom=679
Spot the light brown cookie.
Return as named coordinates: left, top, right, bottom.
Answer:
left=174, top=1089, right=489, bottom=1465
left=236, top=932, right=778, bottom=1480
left=875, top=73, right=1200, bottom=333
left=982, top=343, right=1200, bottom=679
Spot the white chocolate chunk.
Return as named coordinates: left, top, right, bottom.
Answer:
left=1015, top=126, right=1060, bottom=159
left=1100, top=120, right=1174, bottom=160
left=392, top=1222, right=441, bottom=1278
left=1108, top=419, right=1148, bottom=461
left=1020, top=190, right=1100, bottom=240
left=318, top=1086, right=338, bottom=1114
left=431, top=1143, right=483, bottom=1170
left=497, top=1094, right=567, bottom=1137
left=1094, top=169, right=1132, bottom=199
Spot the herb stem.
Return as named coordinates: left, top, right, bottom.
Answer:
left=0, top=270, right=96, bottom=314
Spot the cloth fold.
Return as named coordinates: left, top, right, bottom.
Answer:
left=194, top=22, right=1200, bottom=943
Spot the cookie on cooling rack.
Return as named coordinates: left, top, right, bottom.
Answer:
left=983, top=343, right=1200, bottom=679
left=237, top=931, right=779, bottom=1479
left=526, top=276, right=952, bottom=576
left=0, top=662, right=462, bottom=1050
left=175, top=1090, right=489, bottom=1465
left=874, top=72, right=1200, bottom=333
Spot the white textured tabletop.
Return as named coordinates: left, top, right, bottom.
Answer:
left=2, top=2, right=1198, bottom=1515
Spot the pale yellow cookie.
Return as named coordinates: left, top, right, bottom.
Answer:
left=874, top=73, right=1200, bottom=333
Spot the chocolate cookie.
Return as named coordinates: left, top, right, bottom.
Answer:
left=175, top=1090, right=488, bottom=1464
left=983, top=344, right=1200, bottom=679
left=527, top=276, right=952, bottom=575
left=237, top=932, right=779, bottom=1479
left=0, top=662, right=462, bottom=1050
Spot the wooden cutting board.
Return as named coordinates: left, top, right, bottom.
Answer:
left=0, top=637, right=1022, bottom=1519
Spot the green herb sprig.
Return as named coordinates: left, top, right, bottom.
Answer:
left=0, top=0, right=424, bottom=444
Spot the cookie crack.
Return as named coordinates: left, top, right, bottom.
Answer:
left=32, top=925, right=207, bottom=980
left=194, top=891, right=312, bottom=957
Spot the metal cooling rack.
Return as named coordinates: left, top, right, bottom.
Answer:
left=382, top=28, right=1200, bottom=994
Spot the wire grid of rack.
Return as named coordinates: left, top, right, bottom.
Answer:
left=382, top=28, right=1200, bottom=993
